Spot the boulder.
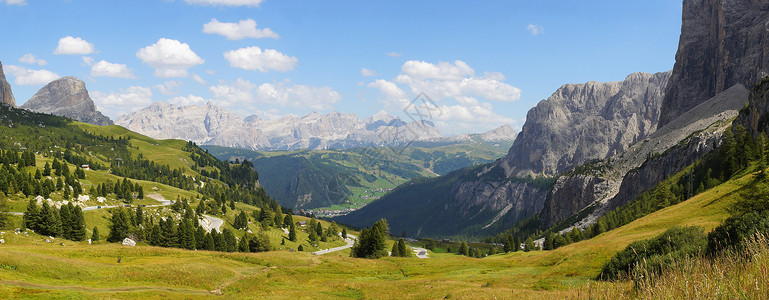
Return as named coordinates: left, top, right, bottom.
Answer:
left=122, top=238, right=136, bottom=247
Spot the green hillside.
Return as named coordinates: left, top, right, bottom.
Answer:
left=202, top=140, right=511, bottom=213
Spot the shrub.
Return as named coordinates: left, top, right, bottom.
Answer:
left=599, top=226, right=707, bottom=280
left=707, top=210, right=769, bottom=254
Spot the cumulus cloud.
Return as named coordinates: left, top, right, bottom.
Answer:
left=191, top=74, right=206, bottom=84
left=367, top=60, right=520, bottom=134
left=90, top=60, right=136, bottom=78
left=203, top=19, right=279, bottom=40
left=527, top=24, right=544, bottom=35
left=223, top=46, right=297, bottom=72
left=167, top=94, right=207, bottom=106
left=19, top=54, right=47, bottom=66
left=184, top=0, right=264, bottom=7
left=3, top=65, right=59, bottom=85
left=90, top=86, right=153, bottom=117
left=136, top=38, right=204, bottom=78
left=210, top=78, right=340, bottom=111
left=154, top=80, right=183, bottom=96
left=54, top=36, right=95, bottom=55
left=360, top=68, right=376, bottom=77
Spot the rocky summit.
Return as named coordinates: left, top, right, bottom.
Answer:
left=500, top=71, right=670, bottom=178
left=0, top=61, right=16, bottom=107
left=21, top=77, right=113, bottom=126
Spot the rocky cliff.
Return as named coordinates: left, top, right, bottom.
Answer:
left=658, top=0, right=769, bottom=128
left=21, top=77, right=113, bottom=126
left=500, top=72, right=670, bottom=178
left=0, top=61, right=16, bottom=107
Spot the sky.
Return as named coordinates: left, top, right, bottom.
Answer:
left=0, top=0, right=682, bottom=135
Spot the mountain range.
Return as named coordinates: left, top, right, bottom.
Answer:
left=115, top=101, right=515, bottom=151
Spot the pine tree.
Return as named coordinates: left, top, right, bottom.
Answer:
left=91, top=227, right=100, bottom=242
left=514, top=236, right=521, bottom=252
left=289, top=223, right=297, bottom=242
left=459, top=242, right=469, bottom=256
left=23, top=199, right=39, bottom=231
left=391, top=242, right=400, bottom=257
left=213, top=230, right=226, bottom=252
left=397, top=239, right=410, bottom=257
left=203, top=232, right=215, bottom=250
left=341, top=228, right=347, bottom=239
left=42, top=162, right=51, bottom=176
left=70, top=205, right=86, bottom=241
left=283, top=214, right=293, bottom=228
left=223, top=228, right=237, bottom=252
left=107, top=208, right=130, bottom=243
left=135, top=206, right=144, bottom=226
left=195, top=226, right=206, bottom=250
left=308, top=226, right=319, bottom=244
left=238, top=234, right=249, bottom=252
left=0, top=195, right=9, bottom=229
left=315, top=222, right=323, bottom=237
left=523, top=237, right=535, bottom=252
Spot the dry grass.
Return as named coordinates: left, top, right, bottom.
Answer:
left=571, top=234, right=769, bottom=299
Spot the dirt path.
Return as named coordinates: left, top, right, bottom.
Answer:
left=312, top=234, right=357, bottom=255
left=0, top=279, right=213, bottom=295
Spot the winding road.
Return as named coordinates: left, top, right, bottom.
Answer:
left=199, top=214, right=224, bottom=233
left=411, top=246, right=429, bottom=259
left=312, top=234, right=357, bottom=255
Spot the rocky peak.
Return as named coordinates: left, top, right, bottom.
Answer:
left=0, top=61, right=16, bottom=107
left=658, top=0, right=769, bottom=127
left=499, top=71, right=671, bottom=178
left=21, top=76, right=113, bottom=126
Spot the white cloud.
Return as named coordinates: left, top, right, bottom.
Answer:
left=136, top=38, right=204, bottom=78
left=360, top=67, right=376, bottom=77
left=3, top=65, right=60, bottom=85
left=81, top=56, right=95, bottom=66
left=394, top=60, right=520, bottom=102
left=19, top=54, right=47, bottom=66
left=91, top=60, right=136, bottom=78
left=54, top=36, right=95, bottom=55
left=368, top=60, right=520, bottom=134
left=203, top=18, right=279, bottom=40
left=154, top=81, right=183, bottom=95
left=3, top=0, right=26, bottom=6
left=184, top=0, right=264, bottom=7
left=527, top=24, right=544, bottom=35
left=210, top=78, right=340, bottom=111
left=167, top=94, right=207, bottom=106
left=90, top=86, right=153, bottom=117
left=223, top=46, right=297, bottom=72
left=386, top=52, right=402, bottom=57
left=191, top=74, right=206, bottom=84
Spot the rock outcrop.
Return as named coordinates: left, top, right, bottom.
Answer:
left=0, top=61, right=16, bottom=107
left=500, top=72, right=670, bottom=178
left=658, top=0, right=769, bottom=128
left=21, top=77, right=113, bottom=126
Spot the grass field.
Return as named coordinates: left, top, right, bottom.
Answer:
left=0, top=164, right=751, bottom=299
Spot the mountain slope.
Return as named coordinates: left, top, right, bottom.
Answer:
left=21, top=76, right=113, bottom=126
left=337, top=72, right=671, bottom=238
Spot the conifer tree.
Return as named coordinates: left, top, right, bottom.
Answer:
left=341, top=228, right=347, bottom=239
left=391, top=242, right=400, bottom=257
left=203, top=232, right=215, bottom=250
left=398, top=239, right=410, bottom=257
left=70, top=205, right=86, bottom=241
left=23, top=199, right=39, bottom=231
left=43, top=162, right=51, bottom=176
left=107, top=208, right=130, bottom=243
left=91, top=227, right=100, bottom=242
left=283, top=214, right=293, bottom=228
left=195, top=226, right=206, bottom=250
left=289, top=223, right=297, bottom=242
left=459, top=242, right=469, bottom=256
left=0, top=196, right=9, bottom=229
left=238, top=234, right=249, bottom=252
left=223, top=228, right=237, bottom=252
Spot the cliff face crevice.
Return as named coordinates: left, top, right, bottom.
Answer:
left=659, top=0, right=769, bottom=127
left=21, top=77, right=112, bottom=126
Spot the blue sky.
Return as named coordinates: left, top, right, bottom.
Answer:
left=0, top=0, right=682, bottom=135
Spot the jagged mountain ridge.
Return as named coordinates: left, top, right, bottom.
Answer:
left=21, top=77, right=113, bottom=126
left=0, top=61, right=16, bottom=107
left=117, top=102, right=513, bottom=151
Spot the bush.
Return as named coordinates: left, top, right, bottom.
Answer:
left=707, top=210, right=769, bottom=254
left=599, top=226, right=707, bottom=280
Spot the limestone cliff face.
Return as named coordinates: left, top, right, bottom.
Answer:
left=658, top=0, right=769, bottom=127
left=0, top=61, right=16, bottom=107
left=21, top=77, right=112, bottom=126
left=500, top=72, right=670, bottom=178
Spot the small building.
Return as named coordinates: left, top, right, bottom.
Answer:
left=81, top=164, right=90, bottom=170
left=296, top=221, right=307, bottom=227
